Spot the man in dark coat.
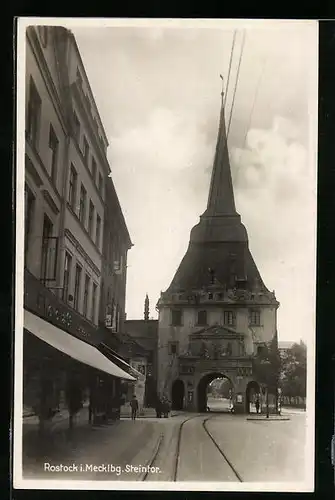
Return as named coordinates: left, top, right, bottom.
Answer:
left=130, top=395, right=139, bottom=421
left=155, top=396, right=162, bottom=418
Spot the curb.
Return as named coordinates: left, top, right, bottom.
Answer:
left=247, top=417, right=290, bottom=421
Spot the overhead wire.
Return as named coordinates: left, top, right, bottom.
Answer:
left=208, top=29, right=237, bottom=213
left=227, top=29, right=246, bottom=141
left=223, top=30, right=237, bottom=111
left=236, top=54, right=268, bottom=176
left=208, top=29, right=246, bottom=215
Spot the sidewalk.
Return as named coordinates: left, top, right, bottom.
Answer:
left=22, top=417, right=160, bottom=480
left=246, top=414, right=290, bottom=421
left=23, top=403, right=91, bottom=437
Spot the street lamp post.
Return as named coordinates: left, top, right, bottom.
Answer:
left=260, top=359, right=271, bottom=418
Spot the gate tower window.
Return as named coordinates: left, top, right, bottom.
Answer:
left=224, top=310, right=236, bottom=326
left=197, top=310, right=207, bottom=326
left=171, top=309, right=182, bottom=326
left=249, top=310, right=261, bottom=326
left=168, top=342, right=179, bottom=355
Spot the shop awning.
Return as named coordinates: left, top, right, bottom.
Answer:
left=98, top=342, right=143, bottom=379
left=24, top=310, right=135, bottom=381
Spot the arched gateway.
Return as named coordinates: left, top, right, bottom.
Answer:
left=197, top=372, right=233, bottom=412
left=171, top=379, right=184, bottom=410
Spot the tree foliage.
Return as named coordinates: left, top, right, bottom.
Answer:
left=280, top=341, right=307, bottom=398
left=252, top=334, right=281, bottom=393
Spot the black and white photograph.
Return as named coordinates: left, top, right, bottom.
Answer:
left=14, top=18, right=317, bottom=492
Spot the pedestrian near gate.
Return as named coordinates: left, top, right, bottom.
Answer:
left=130, top=395, right=139, bottom=420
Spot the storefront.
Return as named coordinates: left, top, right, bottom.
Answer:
left=98, top=343, right=143, bottom=405
left=23, top=270, right=135, bottom=431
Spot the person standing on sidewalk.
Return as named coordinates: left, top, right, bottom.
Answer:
left=130, top=395, right=139, bottom=421
left=255, top=397, right=260, bottom=414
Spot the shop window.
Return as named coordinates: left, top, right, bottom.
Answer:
left=171, top=309, right=182, bottom=326
left=197, top=310, right=207, bottom=326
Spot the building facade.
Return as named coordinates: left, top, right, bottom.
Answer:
left=123, top=315, right=159, bottom=407
left=156, top=91, right=279, bottom=413
left=99, top=176, right=133, bottom=350
left=23, top=25, right=134, bottom=431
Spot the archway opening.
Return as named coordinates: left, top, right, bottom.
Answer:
left=246, top=381, right=261, bottom=413
left=197, top=372, right=233, bottom=413
left=171, top=379, right=184, bottom=410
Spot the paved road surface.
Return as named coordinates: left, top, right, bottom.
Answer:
left=22, top=410, right=307, bottom=484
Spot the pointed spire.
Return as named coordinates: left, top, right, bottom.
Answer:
left=205, top=75, right=237, bottom=216
left=144, top=294, right=149, bottom=321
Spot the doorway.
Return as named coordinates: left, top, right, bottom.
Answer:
left=171, top=379, right=184, bottom=410
left=246, top=381, right=261, bottom=413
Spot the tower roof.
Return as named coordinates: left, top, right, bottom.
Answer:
left=162, top=82, right=270, bottom=296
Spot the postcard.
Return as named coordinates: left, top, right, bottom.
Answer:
left=14, top=17, right=318, bottom=492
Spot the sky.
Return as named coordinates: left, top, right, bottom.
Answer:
left=70, top=20, right=318, bottom=343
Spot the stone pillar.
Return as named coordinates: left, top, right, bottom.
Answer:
left=186, top=389, right=194, bottom=411
left=233, top=376, right=247, bottom=414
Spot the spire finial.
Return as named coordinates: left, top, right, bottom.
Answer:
left=144, top=293, right=149, bottom=321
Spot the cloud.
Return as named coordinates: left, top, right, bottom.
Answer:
left=231, top=116, right=316, bottom=342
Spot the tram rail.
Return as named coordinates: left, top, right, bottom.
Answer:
left=141, top=413, right=243, bottom=482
